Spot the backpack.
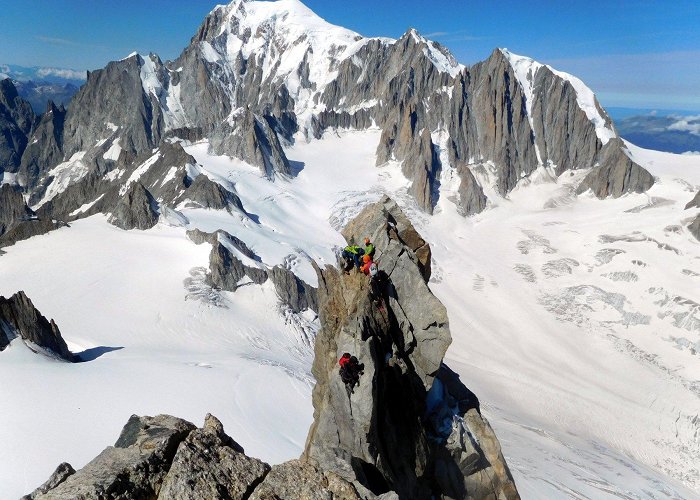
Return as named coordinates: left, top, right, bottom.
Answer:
left=338, top=353, right=351, bottom=368
left=338, top=354, right=363, bottom=388
left=369, top=263, right=378, bottom=277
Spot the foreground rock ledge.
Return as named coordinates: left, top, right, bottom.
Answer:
left=26, top=196, right=518, bottom=499
left=24, top=414, right=360, bottom=500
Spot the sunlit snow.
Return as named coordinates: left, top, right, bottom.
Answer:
left=1, top=129, right=699, bottom=498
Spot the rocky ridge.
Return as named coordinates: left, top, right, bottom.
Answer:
left=26, top=197, right=518, bottom=499
left=304, top=196, right=517, bottom=498
left=187, top=228, right=318, bottom=313
left=0, top=290, right=74, bottom=361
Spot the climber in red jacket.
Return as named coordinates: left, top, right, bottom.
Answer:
left=338, top=352, right=364, bottom=394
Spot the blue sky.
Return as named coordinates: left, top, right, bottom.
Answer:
left=1, top=0, right=698, bottom=110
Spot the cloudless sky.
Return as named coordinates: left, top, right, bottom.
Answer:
left=1, top=0, right=699, bottom=110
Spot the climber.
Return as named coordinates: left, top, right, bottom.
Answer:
left=342, top=244, right=365, bottom=271
left=360, top=254, right=374, bottom=275
left=338, top=352, right=364, bottom=395
left=363, top=237, right=375, bottom=258
left=369, top=267, right=388, bottom=309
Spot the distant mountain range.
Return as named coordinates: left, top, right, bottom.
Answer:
left=609, top=110, right=700, bottom=154
left=0, top=63, right=85, bottom=112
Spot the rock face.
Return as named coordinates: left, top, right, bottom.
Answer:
left=576, top=139, right=655, bottom=198
left=61, top=55, right=162, bottom=161
left=188, top=228, right=319, bottom=312
left=268, top=265, right=319, bottom=313
left=0, top=78, right=35, bottom=173
left=207, top=231, right=269, bottom=290
left=210, top=108, right=292, bottom=178
left=181, top=173, right=244, bottom=211
left=108, top=182, right=160, bottom=230
left=0, top=291, right=73, bottom=361
left=686, top=191, right=700, bottom=241
left=27, top=413, right=359, bottom=500
left=27, top=414, right=196, bottom=500
left=685, top=190, right=700, bottom=210
left=455, top=165, right=487, bottom=216
left=304, top=196, right=519, bottom=499
left=250, top=459, right=361, bottom=500
left=22, top=463, right=76, bottom=500
left=158, top=414, right=270, bottom=499
left=689, top=214, right=700, bottom=242
left=0, top=217, right=68, bottom=249
left=0, top=183, right=34, bottom=236
left=18, top=101, right=65, bottom=189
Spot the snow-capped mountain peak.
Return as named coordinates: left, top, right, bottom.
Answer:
left=402, top=27, right=464, bottom=77
left=500, top=47, right=616, bottom=145
left=201, top=0, right=364, bottom=99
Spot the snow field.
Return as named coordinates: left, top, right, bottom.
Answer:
left=1, top=129, right=699, bottom=498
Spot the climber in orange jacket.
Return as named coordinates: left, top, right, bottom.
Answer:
left=360, top=254, right=374, bottom=275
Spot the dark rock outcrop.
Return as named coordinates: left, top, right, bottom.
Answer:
left=687, top=191, right=700, bottom=241
left=304, top=196, right=519, bottom=499
left=188, top=229, right=319, bottom=312
left=190, top=229, right=269, bottom=291
left=0, top=78, right=35, bottom=173
left=108, top=182, right=160, bottom=230
left=0, top=291, right=73, bottom=361
left=179, top=173, right=244, bottom=212
left=0, top=217, right=67, bottom=249
left=0, top=183, right=34, bottom=236
left=269, top=265, right=319, bottom=313
left=689, top=214, right=700, bottom=242
left=208, top=237, right=268, bottom=290
left=22, top=463, right=76, bottom=500
left=210, top=109, right=291, bottom=178
left=455, top=165, right=487, bottom=216
left=685, top=190, right=700, bottom=210
left=18, top=101, right=66, bottom=189
left=576, top=139, right=655, bottom=198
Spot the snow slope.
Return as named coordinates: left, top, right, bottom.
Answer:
left=1, top=130, right=699, bottom=498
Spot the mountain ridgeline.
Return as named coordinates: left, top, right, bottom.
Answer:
left=0, top=0, right=653, bottom=235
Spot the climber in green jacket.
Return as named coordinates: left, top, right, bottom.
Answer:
left=364, top=237, right=375, bottom=258
left=342, top=245, right=365, bottom=270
